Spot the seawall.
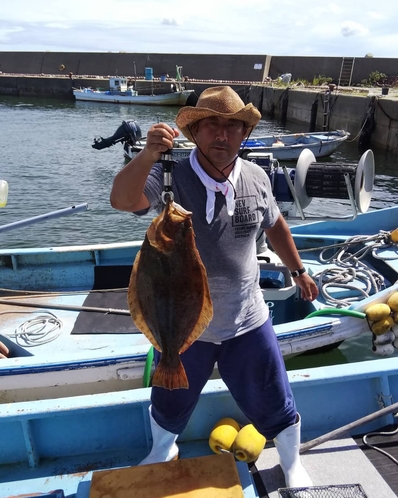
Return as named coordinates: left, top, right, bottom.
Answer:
left=0, top=75, right=106, bottom=98
left=1, top=51, right=398, bottom=86
left=250, top=85, right=398, bottom=154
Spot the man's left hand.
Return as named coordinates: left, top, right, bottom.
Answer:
left=293, top=273, right=319, bottom=302
left=0, top=341, right=9, bottom=359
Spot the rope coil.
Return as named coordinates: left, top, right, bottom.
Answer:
left=301, top=230, right=397, bottom=307
left=363, top=422, right=398, bottom=465
left=4, top=310, right=63, bottom=347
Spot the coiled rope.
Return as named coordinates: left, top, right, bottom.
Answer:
left=362, top=395, right=398, bottom=465
left=1, top=310, right=63, bottom=347
left=0, top=288, right=130, bottom=348
left=299, top=231, right=396, bottom=307
left=363, top=425, right=398, bottom=465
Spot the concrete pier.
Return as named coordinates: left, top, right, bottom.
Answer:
left=249, top=84, right=398, bottom=153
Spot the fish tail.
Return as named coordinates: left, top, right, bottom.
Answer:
left=152, top=358, right=189, bottom=390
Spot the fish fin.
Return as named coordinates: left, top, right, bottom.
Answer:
left=152, top=358, right=189, bottom=390
left=180, top=282, right=214, bottom=354
left=127, top=250, right=162, bottom=351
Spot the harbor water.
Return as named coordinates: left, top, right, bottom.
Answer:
left=0, top=94, right=397, bottom=369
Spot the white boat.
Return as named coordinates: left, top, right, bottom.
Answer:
left=73, top=77, right=195, bottom=106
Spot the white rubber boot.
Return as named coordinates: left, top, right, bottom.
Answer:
left=273, top=413, right=312, bottom=488
left=139, top=405, right=179, bottom=465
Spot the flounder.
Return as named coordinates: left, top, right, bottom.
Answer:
left=127, top=199, right=213, bottom=390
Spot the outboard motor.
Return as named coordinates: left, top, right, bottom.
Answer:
left=92, top=120, right=142, bottom=150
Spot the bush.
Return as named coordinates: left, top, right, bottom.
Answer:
left=312, top=74, right=333, bottom=86
left=361, top=71, right=387, bottom=87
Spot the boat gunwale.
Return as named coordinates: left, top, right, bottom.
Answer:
left=1, top=355, right=398, bottom=419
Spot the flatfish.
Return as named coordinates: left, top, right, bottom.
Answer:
left=127, top=198, right=213, bottom=390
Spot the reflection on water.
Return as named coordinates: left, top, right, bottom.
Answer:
left=285, top=344, right=349, bottom=371
left=285, top=329, right=383, bottom=370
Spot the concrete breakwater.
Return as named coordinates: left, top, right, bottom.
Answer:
left=249, top=84, right=398, bottom=155
left=1, top=51, right=398, bottom=86
left=1, top=74, right=397, bottom=155
left=0, top=74, right=106, bottom=98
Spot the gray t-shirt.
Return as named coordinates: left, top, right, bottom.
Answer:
left=138, top=156, right=280, bottom=343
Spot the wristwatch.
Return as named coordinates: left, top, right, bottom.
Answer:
left=290, top=267, right=306, bottom=278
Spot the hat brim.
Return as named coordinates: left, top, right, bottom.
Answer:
left=175, top=104, right=261, bottom=142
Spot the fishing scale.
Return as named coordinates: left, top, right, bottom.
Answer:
left=161, top=149, right=177, bottom=204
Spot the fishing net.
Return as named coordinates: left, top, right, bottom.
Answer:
left=278, top=483, right=368, bottom=498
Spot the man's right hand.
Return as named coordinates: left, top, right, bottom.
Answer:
left=142, top=123, right=180, bottom=163
left=110, top=123, right=180, bottom=213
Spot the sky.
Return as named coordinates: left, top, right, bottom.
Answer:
left=1, top=0, right=397, bottom=58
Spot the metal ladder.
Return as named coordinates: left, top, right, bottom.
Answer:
left=323, top=89, right=331, bottom=131
left=338, top=57, right=355, bottom=86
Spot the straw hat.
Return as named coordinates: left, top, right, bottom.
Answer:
left=175, top=86, right=261, bottom=141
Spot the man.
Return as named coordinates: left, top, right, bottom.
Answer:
left=110, top=86, right=318, bottom=488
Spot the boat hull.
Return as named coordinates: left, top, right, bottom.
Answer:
left=0, top=356, right=397, bottom=497
left=73, top=89, right=194, bottom=105
left=124, top=131, right=349, bottom=160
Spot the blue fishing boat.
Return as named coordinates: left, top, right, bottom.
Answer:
left=1, top=355, right=397, bottom=497
left=1, top=148, right=397, bottom=406
left=91, top=119, right=349, bottom=161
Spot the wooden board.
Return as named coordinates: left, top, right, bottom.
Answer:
left=89, top=453, right=244, bottom=498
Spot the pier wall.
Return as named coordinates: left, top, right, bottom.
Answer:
left=249, top=86, right=398, bottom=154
left=0, top=52, right=268, bottom=83
left=1, top=51, right=398, bottom=86
left=0, top=75, right=83, bottom=97
left=0, top=75, right=108, bottom=97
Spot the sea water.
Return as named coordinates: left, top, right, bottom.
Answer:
left=0, top=94, right=397, bottom=368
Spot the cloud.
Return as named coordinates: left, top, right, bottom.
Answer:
left=341, top=21, right=369, bottom=38
left=161, top=18, right=180, bottom=26
left=367, top=11, right=384, bottom=20
left=1, top=0, right=398, bottom=57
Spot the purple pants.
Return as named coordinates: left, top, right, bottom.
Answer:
left=151, top=319, right=297, bottom=439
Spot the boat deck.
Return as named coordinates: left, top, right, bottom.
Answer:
left=2, top=435, right=396, bottom=498
left=1, top=368, right=398, bottom=498
left=353, top=425, right=398, bottom=496
left=252, top=431, right=398, bottom=497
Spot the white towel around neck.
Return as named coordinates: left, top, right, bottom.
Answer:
left=190, top=148, right=241, bottom=224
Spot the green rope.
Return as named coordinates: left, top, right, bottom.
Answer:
left=305, top=308, right=366, bottom=320
left=143, top=346, right=154, bottom=388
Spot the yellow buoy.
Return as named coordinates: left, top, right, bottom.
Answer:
left=209, top=418, right=240, bottom=455
left=390, top=228, right=398, bottom=243
left=371, top=316, right=394, bottom=335
left=232, top=424, right=266, bottom=463
left=365, top=303, right=391, bottom=322
left=387, top=292, right=398, bottom=312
